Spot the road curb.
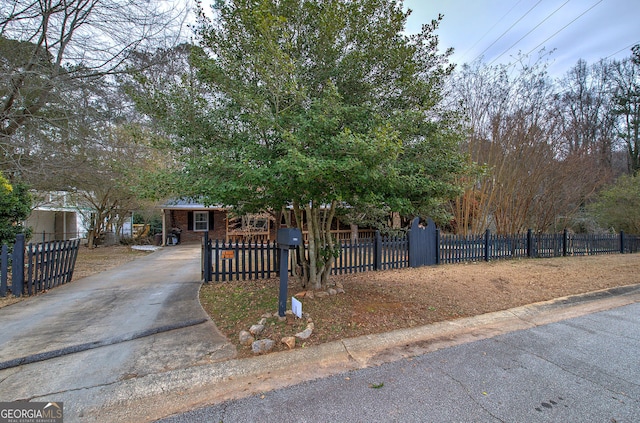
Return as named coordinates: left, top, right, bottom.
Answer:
left=77, top=283, right=640, bottom=422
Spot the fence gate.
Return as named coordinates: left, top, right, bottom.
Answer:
left=408, top=217, right=438, bottom=267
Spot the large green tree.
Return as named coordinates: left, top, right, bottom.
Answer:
left=134, top=0, right=467, bottom=289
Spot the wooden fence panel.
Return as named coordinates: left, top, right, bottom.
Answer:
left=23, top=239, right=80, bottom=295
left=1, top=236, right=80, bottom=297
left=212, top=240, right=280, bottom=282
left=203, top=228, right=639, bottom=283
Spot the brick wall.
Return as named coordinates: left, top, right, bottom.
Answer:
left=168, top=209, right=226, bottom=244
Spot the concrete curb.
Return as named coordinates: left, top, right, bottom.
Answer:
left=68, top=284, right=640, bottom=422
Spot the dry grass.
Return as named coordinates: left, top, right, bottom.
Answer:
left=199, top=254, right=640, bottom=358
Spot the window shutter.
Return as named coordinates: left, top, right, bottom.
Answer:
left=209, top=211, right=215, bottom=230
left=187, top=211, right=193, bottom=231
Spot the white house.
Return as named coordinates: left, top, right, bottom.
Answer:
left=25, top=191, right=90, bottom=242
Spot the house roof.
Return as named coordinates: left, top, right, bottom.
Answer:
left=161, top=198, right=227, bottom=211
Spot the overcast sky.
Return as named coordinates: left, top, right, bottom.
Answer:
left=403, top=0, right=640, bottom=77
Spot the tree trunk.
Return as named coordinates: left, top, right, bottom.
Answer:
left=292, top=200, right=338, bottom=290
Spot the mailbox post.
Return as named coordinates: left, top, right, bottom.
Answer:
left=277, top=228, right=301, bottom=317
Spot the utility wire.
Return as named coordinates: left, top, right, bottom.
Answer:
left=473, top=0, right=544, bottom=63
left=525, top=0, right=604, bottom=57
left=605, top=40, right=640, bottom=59
left=459, top=0, right=526, bottom=63
left=489, top=0, right=570, bottom=66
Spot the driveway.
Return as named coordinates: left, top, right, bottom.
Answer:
left=0, top=244, right=235, bottom=419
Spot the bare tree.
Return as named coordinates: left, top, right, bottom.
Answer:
left=610, top=51, right=640, bottom=175
left=447, top=56, right=609, bottom=234
left=0, top=0, right=187, bottom=180
left=556, top=59, right=617, bottom=168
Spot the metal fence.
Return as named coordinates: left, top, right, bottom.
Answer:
left=202, top=227, right=640, bottom=282
left=1, top=234, right=81, bottom=297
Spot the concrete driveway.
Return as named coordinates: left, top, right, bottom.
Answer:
left=0, top=244, right=235, bottom=420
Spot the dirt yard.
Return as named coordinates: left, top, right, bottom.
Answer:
left=199, top=254, right=640, bottom=358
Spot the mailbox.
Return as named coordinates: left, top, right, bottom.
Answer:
left=276, top=227, right=302, bottom=317
left=277, top=228, right=302, bottom=248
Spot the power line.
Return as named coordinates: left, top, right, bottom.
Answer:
left=459, top=0, right=526, bottom=62
left=473, top=0, right=544, bottom=63
left=525, top=0, right=604, bottom=57
left=605, top=40, right=640, bottom=60
left=489, top=0, right=570, bottom=66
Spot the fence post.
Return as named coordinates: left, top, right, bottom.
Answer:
left=12, top=234, right=25, bottom=297
left=202, top=232, right=211, bottom=283
left=435, top=228, right=441, bottom=265
left=484, top=229, right=490, bottom=262
left=527, top=229, right=534, bottom=258
left=1, top=244, right=7, bottom=297
left=563, top=229, right=568, bottom=257
left=620, top=230, right=625, bottom=254
left=374, top=230, right=382, bottom=271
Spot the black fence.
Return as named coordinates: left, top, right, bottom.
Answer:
left=1, top=234, right=81, bottom=297
left=202, top=237, right=280, bottom=282
left=202, top=232, right=410, bottom=282
left=202, top=223, right=640, bottom=282
left=440, top=229, right=639, bottom=264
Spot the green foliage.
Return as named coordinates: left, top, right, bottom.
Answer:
left=588, top=175, right=640, bottom=233
left=0, top=174, right=32, bottom=245
left=132, top=0, right=469, bottom=286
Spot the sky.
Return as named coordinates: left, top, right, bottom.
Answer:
left=403, top=0, right=640, bottom=77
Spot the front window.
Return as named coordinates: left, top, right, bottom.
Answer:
left=194, top=211, right=209, bottom=231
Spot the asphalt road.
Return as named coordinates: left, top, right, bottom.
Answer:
left=0, top=244, right=235, bottom=421
left=158, top=302, right=640, bottom=423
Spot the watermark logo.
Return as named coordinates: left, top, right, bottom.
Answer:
left=0, top=402, right=63, bottom=423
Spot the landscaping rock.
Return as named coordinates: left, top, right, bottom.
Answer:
left=239, top=330, right=254, bottom=346
left=328, top=288, right=337, bottom=295
left=251, top=339, right=275, bottom=354
left=315, top=291, right=329, bottom=298
left=249, top=324, right=265, bottom=336
left=281, top=336, right=296, bottom=349
left=295, top=328, right=313, bottom=340
left=258, top=318, right=267, bottom=325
